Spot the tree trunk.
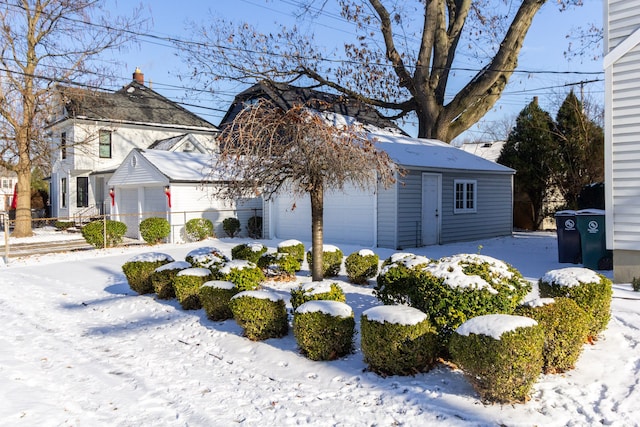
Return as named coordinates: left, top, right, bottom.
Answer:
left=310, top=186, right=324, bottom=282
left=12, top=131, right=33, bottom=237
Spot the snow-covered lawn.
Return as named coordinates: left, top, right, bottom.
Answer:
left=1, top=231, right=638, bottom=426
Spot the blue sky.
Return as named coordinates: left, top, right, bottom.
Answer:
left=103, top=0, right=604, bottom=142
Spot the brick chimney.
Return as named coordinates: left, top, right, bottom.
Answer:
left=133, top=67, right=144, bottom=85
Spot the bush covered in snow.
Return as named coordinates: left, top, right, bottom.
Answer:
left=293, top=301, right=355, bottom=361
left=150, top=260, right=191, bottom=299
left=277, top=240, right=305, bottom=265
left=185, top=218, right=214, bottom=241
left=231, top=242, right=268, bottom=264
left=257, top=252, right=300, bottom=280
left=538, top=267, right=612, bottom=340
left=217, top=260, right=264, bottom=291
left=185, top=247, right=229, bottom=274
left=516, top=297, right=589, bottom=374
left=306, top=245, right=343, bottom=278
left=377, top=254, right=531, bottom=345
left=82, top=219, right=127, bottom=248
left=290, top=281, right=346, bottom=311
left=374, top=253, right=431, bottom=305
left=139, top=217, right=170, bottom=245
left=198, top=280, right=238, bottom=321
left=122, top=252, right=174, bottom=295
left=360, top=305, right=438, bottom=376
left=173, top=268, right=212, bottom=310
left=345, top=249, right=379, bottom=284
left=449, top=314, right=544, bottom=404
left=230, top=290, right=288, bottom=341
left=222, top=217, right=241, bottom=237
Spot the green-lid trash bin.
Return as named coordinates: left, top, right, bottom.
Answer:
left=575, top=209, right=612, bottom=270
left=555, top=210, right=581, bottom=263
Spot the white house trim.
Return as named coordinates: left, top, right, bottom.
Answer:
left=603, top=26, right=640, bottom=68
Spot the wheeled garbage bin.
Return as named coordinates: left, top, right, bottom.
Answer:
left=555, top=210, right=581, bottom=263
left=575, top=209, right=612, bottom=270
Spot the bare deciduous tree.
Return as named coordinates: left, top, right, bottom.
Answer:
left=214, top=98, right=397, bottom=281
left=180, top=0, right=584, bottom=143
left=0, top=0, right=146, bottom=237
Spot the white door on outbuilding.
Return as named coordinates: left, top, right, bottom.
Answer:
left=118, top=187, right=140, bottom=239
left=272, top=185, right=376, bottom=246
left=422, top=173, right=441, bottom=245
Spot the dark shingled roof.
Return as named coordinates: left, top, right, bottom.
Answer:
left=58, top=81, right=217, bottom=130
left=219, top=80, right=408, bottom=135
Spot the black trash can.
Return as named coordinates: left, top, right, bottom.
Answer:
left=555, top=210, right=581, bottom=264
left=576, top=209, right=612, bottom=270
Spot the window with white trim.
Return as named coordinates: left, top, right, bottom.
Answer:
left=99, top=130, right=112, bottom=158
left=454, top=179, right=477, bottom=213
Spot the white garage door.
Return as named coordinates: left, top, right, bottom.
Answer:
left=273, top=186, right=375, bottom=246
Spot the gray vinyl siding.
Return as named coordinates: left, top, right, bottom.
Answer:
left=439, top=172, right=513, bottom=244
left=607, top=0, right=640, bottom=251
left=376, top=179, right=398, bottom=249
left=394, top=169, right=513, bottom=249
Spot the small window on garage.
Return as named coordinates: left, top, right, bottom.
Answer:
left=454, top=179, right=477, bottom=213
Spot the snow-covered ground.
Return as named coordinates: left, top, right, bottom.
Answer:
left=1, top=230, right=639, bottom=426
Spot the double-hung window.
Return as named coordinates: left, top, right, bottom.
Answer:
left=454, top=179, right=477, bottom=213
left=99, top=130, right=112, bottom=158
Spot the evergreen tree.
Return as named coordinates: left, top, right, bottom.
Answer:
left=554, top=91, right=605, bottom=208
left=498, top=98, right=558, bottom=230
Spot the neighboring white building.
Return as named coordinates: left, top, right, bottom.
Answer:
left=604, top=1, right=640, bottom=282
left=0, top=166, right=17, bottom=212
left=47, top=68, right=218, bottom=221
left=458, top=141, right=506, bottom=162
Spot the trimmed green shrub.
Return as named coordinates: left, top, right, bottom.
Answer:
left=449, top=314, right=544, bottom=404
left=247, top=215, right=262, bottom=239
left=199, top=280, right=239, bottom=321
left=290, top=281, right=346, bottom=311
left=230, top=290, right=288, bottom=341
left=82, top=219, right=127, bottom=248
left=633, top=277, right=640, bottom=292
left=150, top=260, right=191, bottom=299
left=173, top=267, right=212, bottom=310
left=122, top=252, right=174, bottom=295
left=515, top=297, right=589, bottom=374
left=185, top=247, right=229, bottom=274
left=361, top=305, right=438, bottom=376
left=222, top=217, right=241, bottom=237
left=139, top=217, right=170, bottom=245
left=257, top=252, right=300, bottom=280
left=538, top=267, right=613, bottom=340
left=374, top=253, right=431, bottom=305
left=55, top=221, right=75, bottom=231
left=293, top=301, right=355, bottom=361
left=377, top=254, right=531, bottom=345
left=231, top=242, right=268, bottom=263
left=185, top=218, right=214, bottom=241
left=277, top=240, right=305, bottom=265
left=218, top=260, right=265, bottom=291
left=345, top=249, right=379, bottom=284
left=306, top=245, right=343, bottom=278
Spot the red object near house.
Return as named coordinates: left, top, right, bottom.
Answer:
left=10, top=183, right=17, bottom=209
left=164, top=186, right=171, bottom=208
left=109, top=188, right=115, bottom=206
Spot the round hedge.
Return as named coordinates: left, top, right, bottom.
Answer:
left=515, top=297, right=589, bottom=374
left=185, top=218, right=214, bottom=241
left=139, top=217, right=170, bottom=245
left=150, top=260, right=191, bottom=299
left=290, top=281, right=346, bottom=311
left=361, top=305, right=438, bottom=376
left=449, top=314, right=544, bottom=404
left=538, top=267, right=613, bottom=340
left=230, top=290, right=288, bottom=341
left=231, top=242, right=268, bottom=263
left=185, top=246, right=229, bottom=273
left=374, top=253, right=431, bottom=306
left=82, top=219, right=127, bottom=248
left=218, top=260, right=265, bottom=291
left=257, top=252, right=300, bottom=280
left=277, top=240, right=305, bottom=265
left=306, top=245, right=343, bottom=278
left=199, top=280, right=238, bottom=321
left=173, top=267, right=212, bottom=310
left=122, top=252, right=174, bottom=295
left=293, top=300, right=355, bottom=361
left=345, top=249, right=379, bottom=284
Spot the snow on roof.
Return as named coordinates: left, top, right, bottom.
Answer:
left=541, top=267, right=602, bottom=287
left=362, top=305, right=428, bottom=326
left=372, top=133, right=514, bottom=173
left=455, top=314, right=538, bottom=340
left=458, top=141, right=506, bottom=163
left=137, top=149, right=223, bottom=182
left=295, top=300, right=353, bottom=318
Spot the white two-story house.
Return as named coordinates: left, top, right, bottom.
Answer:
left=47, top=68, right=218, bottom=221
